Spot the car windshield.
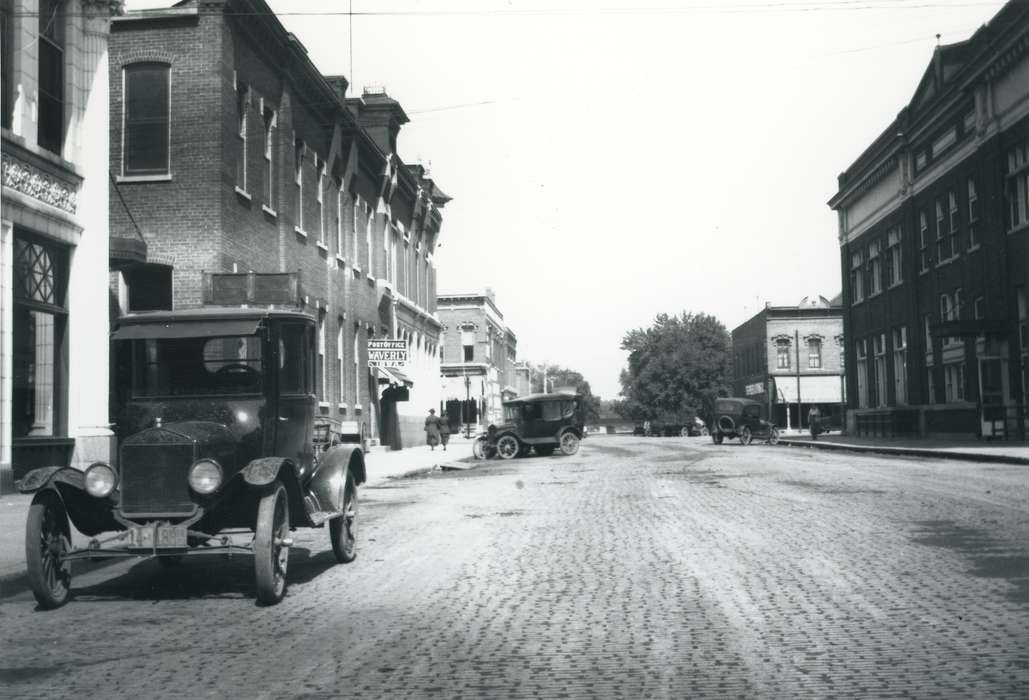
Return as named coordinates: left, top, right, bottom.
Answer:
left=129, top=335, right=264, bottom=397
left=503, top=404, right=521, bottom=423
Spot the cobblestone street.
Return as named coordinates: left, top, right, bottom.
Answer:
left=3, top=435, right=1029, bottom=698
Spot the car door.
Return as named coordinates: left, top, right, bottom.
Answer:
left=274, top=321, right=316, bottom=476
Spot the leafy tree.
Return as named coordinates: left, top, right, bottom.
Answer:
left=619, top=312, right=733, bottom=422
left=527, top=363, right=601, bottom=423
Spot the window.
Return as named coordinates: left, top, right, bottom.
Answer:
left=915, top=151, right=928, bottom=171
left=317, top=158, right=326, bottom=245
left=337, top=321, right=345, bottom=403
left=932, top=127, right=957, bottom=157
left=38, top=0, right=64, bottom=154
left=935, top=199, right=947, bottom=263
left=1, top=0, right=14, bottom=130
left=856, top=339, right=868, bottom=408
left=873, top=334, right=887, bottom=408
left=336, top=185, right=344, bottom=258
left=944, top=362, right=965, bottom=403
left=967, top=178, right=979, bottom=248
left=263, top=107, right=275, bottom=206
left=123, top=63, right=170, bottom=175
left=1007, top=142, right=1029, bottom=231
left=807, top=338, right=822, bottom=369
left=366, top=207, right=373, bottom=272
left=850, top=250, right=864, bottom=303
left=893, top=327, right=908, bottom=405
left=353, top=325, right=361, bottom=406
left=279, top=323, right=310, bottom=395
left=867, top=240, right=882, bottom=295
left=776, top=338, right=790, bottom=369
left=886, top=226, right=902, bottom=287
left=948, top=191, right=959, bottom=258
left=294, top=140, right=305, bottom=231
left=317, top=315, right=326, bottom=400
left=351, top=194, right=361, bottom=266
left=919, top=211, right=929, bottom=272
left=462, top=327, right=475, bottom=362
left=924, top=315, right=936, bottom=404
left=235, top=82, right=248, bottom=191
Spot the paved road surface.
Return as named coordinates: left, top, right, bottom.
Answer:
left=2, top=435, right=1028, bottom=698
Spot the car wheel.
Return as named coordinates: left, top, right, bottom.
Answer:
left=559, top=431, right=580, bottom=456
left=712, top=431, right=724, bottom=445
left=496, top=435, right=520, bottom=460
left=25, top=493, right=72, bottom=610
left=740, top=426, right=753, bottom=446
left=472, top=437, right=488, bottom=459
left=768, top=427, right=780, bottom=445
left=254, top=481, right=290, bottom=605
left=535, top=445, right=555, bottom=457
left=680, top=427, right=690, bottom=437
left=700, top=427, right=709, bottom=437
left=330, top=470, right=358, bottom=564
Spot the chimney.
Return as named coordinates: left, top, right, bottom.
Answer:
left=324, top=75, right=349, bottom=103
left=357, top=87, right=409, bottom=155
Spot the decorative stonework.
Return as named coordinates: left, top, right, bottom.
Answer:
left=2, top=153, right=78, bottom=214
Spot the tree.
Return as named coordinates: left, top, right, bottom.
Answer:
left=619, top=312, right=733, bottom=422
left=527, top=363, right=601, bottom=423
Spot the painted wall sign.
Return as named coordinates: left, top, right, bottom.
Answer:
left=367, top=339, right=408, bottom=367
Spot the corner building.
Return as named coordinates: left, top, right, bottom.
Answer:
left=829, top=0, right=1029, bottom=438
left=108, top=0, right=449, bottom=450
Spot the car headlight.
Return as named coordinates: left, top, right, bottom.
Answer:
left=85, top=462, right=117, bottom=498
left=189, top=459, right=222, bottom=495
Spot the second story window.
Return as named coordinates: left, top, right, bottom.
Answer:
left=967, top=178, right=979, bottom=249
left=850, top=250, right=864, bottom=303
left=317, top=158, right=326, bottom=245
left=336, top=184, right=344, bottom=258
left=935, top=199, right=947, bottom=264
left=461, top=327, right=475, bottom=362
left=776, top=338, right=790, bottom=370
left=919, top=211, right=929, bottom=272
left=1008, top=143, right=1029, bottom=231
left=123, top=63, right=170, bottom=176
left=235, top=82, right=248, bottom=192
left=366, top=208, right=373, bottom=272
left=948, top=191, right=959, bottom=258
left=886, top=226, right=902, bottom=287
left=867, top=240, right=882, bottom=296
left=807, top=338, right=822, bottom=369
left=38, top=0, right=64, bottom=155
left=263, top=107, right=275, bottom=206
left=294, top=139, right=305, bottom=232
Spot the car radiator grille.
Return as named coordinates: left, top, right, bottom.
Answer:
left=119, top=443, right=196, bottom=516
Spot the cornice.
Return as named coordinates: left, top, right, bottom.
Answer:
left=1, top=150, right=79, bottom=215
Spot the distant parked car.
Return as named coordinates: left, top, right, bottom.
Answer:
left=680, top=417, right=709, bottom=437
left=710, top=398, right=779, bottom=445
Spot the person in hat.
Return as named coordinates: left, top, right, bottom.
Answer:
left=439, top=411, right=451, bottom=451
left=424, top=408, right=442, bottom=450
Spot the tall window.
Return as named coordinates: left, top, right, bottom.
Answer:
left=337, top=321, right=345, bottom=403
left=807, top=337, right=822, bottom=369
left=462, top=327, right=475, bottom=362
left=948, top=191, right=959, bottom=258
left=263, top=107, right=275, bottom=206
left=123, top=63, right=170, bottom=175
left=893, top=328, right=908, bottom=405
left=318, top=315, right=326, bottom=400
left=935, top=199, right=947, bottom=264
left=37, top=0, right=64, bottom=154
left=776, top=338, right=790, bottom=369
left=925, top=315, right=936, bottom=404
left=351, top=194, right=361, bottom=266
left=317, top=159, right=326, bottom=245
left=873, top=334, right=887, bottom=408
left=944, top=361, right=965, bottom=403
left=856, top=340, right=868, bottom=408
left=967, top=178, right=979, bottom=249
left=886, top=226, right=902, bottom=287
left=336, top=184, right=344, bottom=258
left=850, top=250, right=864, bottom=303
left=867, top=240, right=882, bottom=296
left=366, top=208, right=373, bottom=272
left=235, top=82, right=248, bottom=191
left=294, top=140, right=305, bottom=231
left=919, top=211, right=929, bottom=272
left=1, top=0, right=14, bottom=130
left=353, top=325, right=361, bottom=407
left=1009, top=143, right=1029, bottom=231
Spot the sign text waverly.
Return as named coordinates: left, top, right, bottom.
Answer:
left=367, top=339, right=408, bottom=368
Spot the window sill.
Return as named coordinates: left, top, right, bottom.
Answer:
left=935, top=255, right=959, bottom=269
left=336, top=255, right=346, bottom=266
left=316, top=241, right=329, bottom=253
left=234, top=186, right=251, bottom=201
left=887, top=281, right=904, bottom=291
left=1008, top=222, right=1029, bottom=236
left=867, top=290, right=883, bottom=300
left=295, top=226, right=308, bottom=238
left=116, top=173, right=172, bottom=183
left=352, top=265, right=362, bottom=275
left=919, top=268, right=930, bottom=276
left=366, top=274, right=375, bottom=283
left=337, top=403, right=348, bottom=411
left=967, top=243, right=980, bottom=253
left=262, top=205, right=277, bottom=218
left=319, top=401, right=331, bottom=408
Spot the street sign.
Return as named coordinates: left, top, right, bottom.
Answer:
left=367, top=339, right=408, bottom=367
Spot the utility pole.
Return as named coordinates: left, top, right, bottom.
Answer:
left=796, top=328, right=803, bottom=430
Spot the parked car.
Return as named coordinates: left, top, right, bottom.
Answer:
left=681, top=417, right=710, bottom=437
left=18, top=306, right=366, bottom=609
left=474, top=392, right=584, bottom=459
left=710, top=397, right=780, bottom=445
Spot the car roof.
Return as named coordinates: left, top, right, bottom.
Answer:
left=503, top=392, right=579, bottom=404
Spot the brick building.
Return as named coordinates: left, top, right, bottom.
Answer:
left=732, top=295, right=845, bottom=431
left=0, top=0, right=122, bottom=492
left=108, top=0, right=449, bottom=450
left=828, top=0, right=1029, bottom=438
left=437, top=289, right=521, bottom=432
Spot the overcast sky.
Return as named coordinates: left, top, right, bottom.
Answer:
left=133, top=0, right=1010, bottom=399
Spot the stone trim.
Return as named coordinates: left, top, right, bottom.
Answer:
left=2, top=152, right=78, bottom=214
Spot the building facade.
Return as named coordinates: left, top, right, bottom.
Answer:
left=437, top=289, right=521, bottom=432
left=829, top=0, right=1029, bottom=438
left=732, top=295, right=845, bottom=431
left=108, top=0, right=448, bottom=451
left=1, top=0, right=122, bottom=493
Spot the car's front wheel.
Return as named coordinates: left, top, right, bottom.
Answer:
left=740, top=426, right=753, bottom=446
left=559, top=431, right=580, bottom=455
left=25, top=493, right=72, bottom=609
left=330, top=470, right=358, bottom=564
left=254, top=481, right=290, bottom=605
left=768, top=427, right=780, bottom=445
left=496, top=435, right=520, bottom=460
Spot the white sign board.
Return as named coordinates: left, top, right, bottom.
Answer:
left=367, top=339, right=408, bottom=368
left=744, top=382, right=764, bottom=396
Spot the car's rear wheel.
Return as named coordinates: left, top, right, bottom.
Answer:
left=472, top=437, right=488, bottom=459
left=25, top=493, right=72, bottom=610
left=330, top=470, right=358, bottom=564
left=254, top=481, right=290, bottom=605
left=535, top=445, right=555, bottom=457
left=496, top=435, right=520, bottom=460
left=768, top=427, right=780, bottom=445
left=559, top=431, right=580, bottom=456
left=740, top=426, right=753, bottom=446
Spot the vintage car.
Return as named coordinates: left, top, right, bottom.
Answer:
left=474, top=392, right=584, bottom=459
left=710, top=397, right=780, bottom=445
left=18, top=305, right=365, bottom=609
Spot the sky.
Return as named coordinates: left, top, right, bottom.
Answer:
left=134, top=0, right=1010, bottom=399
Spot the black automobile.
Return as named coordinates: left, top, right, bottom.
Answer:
left=18, top=306, right=365, bottom=608
left=710, top=397, right=780, bottom=445
left=473, top=392, right=584, bottom=459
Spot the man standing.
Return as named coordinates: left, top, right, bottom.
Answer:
left=808, top=406, right=822, bottom=440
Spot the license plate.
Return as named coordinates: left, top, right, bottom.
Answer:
left=129, top=525, right=188, bottom=548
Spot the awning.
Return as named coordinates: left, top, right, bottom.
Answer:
left=376, top=367, right=413, bottom=387
left=111, top=319, right=262, bottom=340
left=774, top=375, right=842, bottom=404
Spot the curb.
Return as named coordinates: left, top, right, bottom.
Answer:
left=385, top=456, right=480, bottom=481
left=778, top=438, right=1029, bottom=465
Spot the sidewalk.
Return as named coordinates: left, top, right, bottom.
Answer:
left=0, top=437, right=474, bottom=588
left=779, top=434, right=1029, bottom=465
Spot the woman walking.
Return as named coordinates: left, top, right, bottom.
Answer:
left=424, top=408, right=442, bottom=450
left=439, top=411, right=451, bottom=451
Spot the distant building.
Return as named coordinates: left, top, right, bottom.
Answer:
left=437, top=289, right=520, bottom=430
left=732, top=295, right=845, bottom=431
left=828, top=0, right=1029, bottom=438
left=108, top=0, right=449, bottom=451
left=1, top=0, right=123, bottom=492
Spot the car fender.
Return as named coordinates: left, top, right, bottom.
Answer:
left=242, top=457, right=307, bottom=526
left=308, top=445, right=365, bottom=515
left=17, top=466, right=121, bottom=536
left=17, top=466, right=79, bottom=494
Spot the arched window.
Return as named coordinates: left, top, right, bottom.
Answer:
left=123, top=62, right=171, bottom=175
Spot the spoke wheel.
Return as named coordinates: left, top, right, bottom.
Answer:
left=496, top=435, right=520, bottom=460
left=768, top=427, right=781, bottom=445
left=25, top=494, right=72, bottom=609
left=254, top=481, right=290, bottom=605
left=472, top=438, right=488, bottom=460
left=559, top=431, right=580, bottom=456
left=330, top=470, right=358, bottom=564
left=740, top=426, right=753, bottom=446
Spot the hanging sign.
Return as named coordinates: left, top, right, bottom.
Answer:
left=367, top=339, right=408, bottom=367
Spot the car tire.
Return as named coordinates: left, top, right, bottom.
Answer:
left=25, top=493, right=72, bottom=610
left=330, top=470, right=358, bottom=564
left=768, top=427, right=780, bottom=445
left=254, top=481, right=290, bottom=605
left=496, top=435, right=520, bottom=460
left=472, top=437, right=488, bottom=459
left=559, top=431, right=580, bottom=456
left=535, top=445, right=555, bottom=457
left=680, top=427, right=690, bottom=437
left=700, top=427, right=709, bottom=437
left=740, top=426, right=753, bottom=446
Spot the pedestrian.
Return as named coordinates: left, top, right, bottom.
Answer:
left=424, top=408, right=441, bottom=450
left=439, top=411, right=451, bottom=451
left=808, top=406, right=822, bottom=440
